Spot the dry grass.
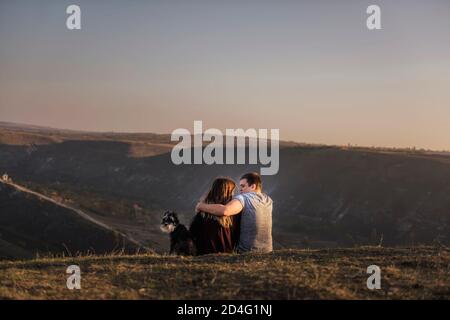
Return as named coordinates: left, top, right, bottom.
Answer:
left=0, top=247, right=449, bottom=300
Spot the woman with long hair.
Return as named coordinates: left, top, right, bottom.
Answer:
left=189, top=177, right=241, bottom=255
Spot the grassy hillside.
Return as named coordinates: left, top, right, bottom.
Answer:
left=0, top=181, right=143, bottom=260
left=0, top=247, right=448, bottom=300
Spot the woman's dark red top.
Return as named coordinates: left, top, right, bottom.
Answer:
left=189, top=213, right=241, bottom=255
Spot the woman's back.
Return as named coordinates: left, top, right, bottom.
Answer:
left=189, top=177, right=241, bottom=255
left=189, top=213, right=240, bottom=255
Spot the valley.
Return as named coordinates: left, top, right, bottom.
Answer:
left=1, top=121, right=450, bottom=259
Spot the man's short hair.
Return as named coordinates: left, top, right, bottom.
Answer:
left=240, top=172, right=262, bottom=191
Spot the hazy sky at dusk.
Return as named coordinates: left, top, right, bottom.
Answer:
left=1, top=0, right=450, bottom=150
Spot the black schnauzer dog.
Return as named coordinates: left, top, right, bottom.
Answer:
left=160, top=210, right=196, bottom=256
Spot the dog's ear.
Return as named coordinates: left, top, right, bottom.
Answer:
left=169, top=211, right=179, bottom=225
left=162, top=210, right=171, bottom=218
left=167, top=210, right=177, bottom=217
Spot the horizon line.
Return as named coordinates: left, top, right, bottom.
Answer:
left=0, top=120, right=449, bottom=153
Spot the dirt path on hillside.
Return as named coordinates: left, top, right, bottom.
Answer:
left=0, top=180, right=146, bottom=249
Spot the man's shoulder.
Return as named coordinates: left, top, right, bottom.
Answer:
left=234, top=192, right=273, bottom=207
left=233, top=193, right=246, bottom=206
left=233, top=192, right=255, bottom=202
left=235, top=192, right=271, bottom=199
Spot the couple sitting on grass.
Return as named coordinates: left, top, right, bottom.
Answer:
left=191, top=172, right=273, bottom=255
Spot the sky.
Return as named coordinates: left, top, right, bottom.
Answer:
left=1, top=0, right=450, bottom=150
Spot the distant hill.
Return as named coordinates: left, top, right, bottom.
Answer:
left=0, top=180, right=143, bottom=260
left=1, top=121, right=450, bottom=253
left=0, top=246, right=448, bottom=299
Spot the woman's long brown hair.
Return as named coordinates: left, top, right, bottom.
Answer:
left=201, top=177, right=237, bottom=228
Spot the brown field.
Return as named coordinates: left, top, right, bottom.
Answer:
left=0, top=246, right=448, bottom=300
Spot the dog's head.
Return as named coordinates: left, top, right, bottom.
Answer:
left=160, top=210, right=179, bottom=233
